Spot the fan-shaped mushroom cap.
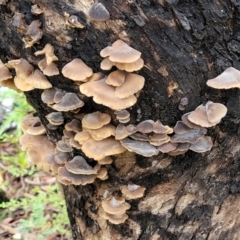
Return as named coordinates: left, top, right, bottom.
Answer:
left=66, top=156, right=100, bottom=174
left=181, top=112, right=202, bottom=129
left=51, top=92, right=84, bottom=111
left=74, top=131, right=91, bottom=145
left=206, top=67, right=240, bottom=89
left=171, top=128, right=207, bottom=144
left=84, top=124, right=116, bottom=140
left=100, top=57, right=114, bottom=70
left=137, top=120, right=154, bottom=133
left=21, top=114, right=46, bottom=135
left=96, top=167, right=108, bottom=180
left=153, top=120, right=173, bottom=134
left=26, top=122, right=46, bottom=135
left=130, top=132, right=149, bottom=141
left=188, top=101, right=227, bottom=127
left=102, top=196, right=130, bottom=215
left=41, top=88, right=58, bottom=105
left=158, top=142, right=178, bottom=153
left=53, top=89, right=66, bottom=103
left=121, top=184, right=146, bottom=199
left=115, top=73, right=145, bottom=99
left=46, top=112, right=64, bottom=125
left=115, top=124, right=129, bottom=140
left=168, top=143, right=190, bottom=156
left=54, top=150, right=71, bottom=164
left=100, top=40, right=141, bottom=63
left=115, top=58, right=144, bottom=72
left=56, top=140, right=72, bottom=152
left=80, top=78, right=137, bottom=110
left=38, top=59, right=59, bottom=76
left=82, top=137, right=126, bottom=160
left=56, top=176, right=71, bottom=185
left=102, top=212, right=128, bottom=225
left=106, top=70, right=127, bottom=87
left=174, top=121, right=191, bottom=134
left=89, top=2, right=110, bottom=21
left=62, top=58, right=93, bottom=81
left=120, top=138, right=158, bottom=157
left=26, top=69, right=52, bottom=89
left=82, top=112, right=111, bottom=129
left=98, top=156, right=113, bottom=165
left=114, top=109, right=130, bottom=120
left=58, top=166, right=96, bottom=185
left=149, top=133, right=170, bottom=146
left=189, top=136, right=213, bottom=153
left=65, top=119, right=81, bottom=132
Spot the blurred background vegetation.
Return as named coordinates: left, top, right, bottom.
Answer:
left=0, top=87, right=71, bottom=240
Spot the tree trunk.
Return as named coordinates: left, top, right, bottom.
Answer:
left=1, top=0, right=240, bottom=239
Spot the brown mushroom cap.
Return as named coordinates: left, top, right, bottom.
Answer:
left=65, top=119, right=82, bottom=132
left=41, top=87, right=58, bottom=105
left=121, top=184, right=146, bottom=199
left=102, top=212, right=128, bottom=225
left=120, top=138, right=158, bottom=157
left=82, top=137, right=126, bottom=160
left=62, top=58, right=93, bottom=81
left=114, top=73, right=145, bottom=99
left=96, top=167, right=108, bottom=180
left=26, top=69, right=52, bottom=89
left=100, top=40, right=141, bottom=63
left=58, top=166, right=96, bottom=185
left=102, top=196, right=131, bottom=215
left=74, top=131, right=91, bottom=145
left=98, top=156, right=113, bottom=165
left=46, top=112, right=64, bottom=125
left=65, top=156, right=100, bottom=174
left=82, top=112, right=111, bottom=129
left=173, top=121, right=192, bottom=134
left=158, top=142, right=178, bottom=153
left=51, top=92, right=84, bottom=111
left=137, top=120, right=154, bottom=133
left=54, top=150, right=71, bottom=164
left=114, top=109, right=130, bottom=120
left=206, top=67, right=240, bottom=89
left=80, top=78, right=137, bottom=110
left=0, top=60, right=12, bottom=81
left=100, top=57, right=114, bottom=70
left=56, top=140, right=72, bottom=152
left=181, top=112, right=202, bottom=129
left=153, top=120, right=173, bottom=134
left=34, top=44, right=58, bottom=64
left=115, top=58, right=144, bottom=72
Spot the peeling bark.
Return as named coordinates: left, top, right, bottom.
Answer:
left=1, top=0, right=240, bottom=239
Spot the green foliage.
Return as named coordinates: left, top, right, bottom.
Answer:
left=0, top=87, right=71, bottom=239
left=0, top=185, right=70, bottom=238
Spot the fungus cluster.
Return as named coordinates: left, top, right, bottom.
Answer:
left=1, top=34, right=234, bottom=226
left=12, top=13, right=43, bottom=48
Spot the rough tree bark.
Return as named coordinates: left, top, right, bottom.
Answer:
left=1, top=0, right=240, bottom=239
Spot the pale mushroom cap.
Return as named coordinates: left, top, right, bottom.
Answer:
left=190, top=136, right=213, bottom=153
left=115, top=73, right=145, bottom=99
left=173, top=121, right=192, bottom=134
left=136, top=120, right=154, bottom=133
left=188, top=102, right=226, bottom=127
left=96, top=167, right=108, bottom=180
left=84, top=124, right=116, bottom=140
left=42, top=62, right=60, bottom=76
left=205, top=101, right=227, bottom=123
left=170, top=128, right=207, bottom=144
left=53, top=89, right=66, bottom=103
left=115, top=124, right=129, bottom=140
left=51, top=92, right=84, bottom=111
left=206, top=67, right=240, bottom=89
left=120, top=138, right=158, bottom=157
left=82, top=137, right=126, bottom=160
left=80, top=78, right=137, bottom=110
left=26, top=69, right=52, bottom=89
left=21, top=114, right=39, bottom=133
left=153, top=120, right=173, bottom=134
left=65, top=156, right=99, bottom=175
left=100, top=40, right=141, bottom=63
left=114, top=109, right=130, bottom=120
left=34, top=43, right=58, bottom=64
left=100, top=57, right=114, bottom=70
left=97, top=156, right=113, bottom=165
left=65, top=119, right=82, bottom=132
left=56, top=140, right=72, bottom=152
left=14, top=76, right=35, bottom=91
left=74, top=131, right=91, bottom=145
left=102, top=196, right=131, bottom=215
left=181, top=112, right=202, bottom=129
left=26, top=122, right=46, bottom=135
left=106, top=70, right=127, bottom=87
left=121, top=184, right=146, bottom=199
left=82, top=111, right=111, bottom=129
left=115, top=58, right=144, bottom=72
left=62, top=58, right=93, bottom=81
left=158, top=142, right=178, bottom=153
left=89, top=2, right=110, bottom=21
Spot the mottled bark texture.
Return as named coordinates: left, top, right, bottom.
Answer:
left=1, top=0, right=240, bottom=239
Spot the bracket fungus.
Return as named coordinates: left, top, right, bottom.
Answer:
left=206, top=67, right=240, bottom=89
left=121, top=184, right=146, bottom=199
